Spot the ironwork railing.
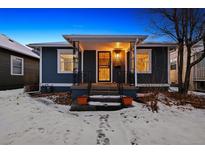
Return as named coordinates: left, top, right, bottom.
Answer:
left=115, top=71, right=135, bottom=97
left=116, top=71, right=124, bottom=97
left=73, top=71, right=92, bottom=96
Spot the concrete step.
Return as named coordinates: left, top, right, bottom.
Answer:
left=89, top=97, right=121, bottom=102
left=88, top=101, right=121, bottom=106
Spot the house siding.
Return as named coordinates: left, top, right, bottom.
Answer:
left=83, top=50, right=96, bottom=83
left=0, top=47, right=39, bottom=90
left=126, top=47, right=168, bottom=84
left=137, top=47, right=168, bottom=84
left=41, top=47, right=74, bottom=84
left=112, top=50, right=125, bottom=83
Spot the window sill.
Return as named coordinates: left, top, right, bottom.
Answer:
left=11, top=74, right=24, bottom=76
left=57, top=72, right=73, bottom=74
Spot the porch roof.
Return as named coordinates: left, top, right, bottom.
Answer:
left=63, top=34, right=148, bottom=43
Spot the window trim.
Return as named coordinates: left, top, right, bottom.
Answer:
left=10, top=55, right=24, bottom=76
left=57, top=49, right=74, bottom=74
left=136, top=49, right=152, bottom=74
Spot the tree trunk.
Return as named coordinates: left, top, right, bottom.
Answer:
left=183, top=45, right=192, bottom=94
left=177, top=44, right=184, bottom=93
left=183, top=66, right=191, bottom=93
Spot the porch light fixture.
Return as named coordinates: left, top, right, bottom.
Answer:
left=114, top=50, right=121, bottom=62
left=116, top=52, right=120, bottom=59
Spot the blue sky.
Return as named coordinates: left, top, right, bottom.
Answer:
left=0, top=8, right=162, bottom=45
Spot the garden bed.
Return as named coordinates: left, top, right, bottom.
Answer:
left=138, top=91, right=205, bottom=112
left=30, top=92, right=71, bottom=105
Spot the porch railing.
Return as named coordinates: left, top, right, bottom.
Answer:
left=73, top=70, right=135, bottom=97
left=115, top=71, right=135, bottom=97
left=114, top=71, right=135, bottom=85
left=73, top=71, right=92, bottom=96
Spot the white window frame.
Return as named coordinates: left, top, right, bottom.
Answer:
left=10, top=55, right=24, bottom=76
left=136, top=49, right=152, bottom=74
left=57, top=49, right=74, bottom=74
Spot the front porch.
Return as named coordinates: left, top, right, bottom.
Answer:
left=64, top=35, right=148, bottom=86
left=61, top=35, right=169, bottom=111
left=70, top=83, right=138, bottom=111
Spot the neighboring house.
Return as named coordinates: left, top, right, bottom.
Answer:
left=28, top=34, right=176, bottom=94
left=170, top=50, right=178, bottom=85
left=170, top=40, right=205, bottom=91
left=0, top=34, right=39, bottom=90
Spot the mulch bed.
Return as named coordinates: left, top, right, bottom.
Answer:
left=138, top=91, right=205, bottom=112
left=164, top=92, right=205, bottom=109
left=30, top=92, right=71, bottom=105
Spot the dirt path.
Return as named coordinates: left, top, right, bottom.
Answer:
left=69, top=112, right=130, bottom=145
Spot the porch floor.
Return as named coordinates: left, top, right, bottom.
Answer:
left=71, top=83, right=137, bottom=90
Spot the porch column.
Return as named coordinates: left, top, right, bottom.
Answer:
left=134, top=39, right=138, bottom=87
left=81, top=50, right=84, bottom=83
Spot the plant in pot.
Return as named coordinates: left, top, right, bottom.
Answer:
left=77, top=95, right=88, bottom=105
left=122, top=96, right=133, bottom=106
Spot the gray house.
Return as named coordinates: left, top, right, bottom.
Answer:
left=28, top=34, right=175, bottom=98
left=0, top=34, right=39, bottom=90
left=170, top=40, right=205, bottom=91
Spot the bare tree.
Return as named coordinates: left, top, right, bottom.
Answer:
left=151, top=8, right=205, bottom=94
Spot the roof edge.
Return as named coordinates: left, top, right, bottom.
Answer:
left=0, top=44, right=39, bottom=59
left=27, top=42, right=73, bottom=48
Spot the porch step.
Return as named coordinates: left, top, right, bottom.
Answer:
left=90, top=90, right=119, bottom=95
left=88, top=101, right=121, bottom=106
left=89, top=97, right=121, bottom=102
left=91, top=87, right=118, bottom=91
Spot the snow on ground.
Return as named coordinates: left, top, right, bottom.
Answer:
left=0, top=89, right=205, bottom=145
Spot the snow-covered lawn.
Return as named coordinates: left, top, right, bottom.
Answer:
left=0, top=89, right=205, bottom=145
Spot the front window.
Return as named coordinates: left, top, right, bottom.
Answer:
left=58, top=49, right=73, bottom=73
left=136, top=50, right=152, bottom=73
left=11, top=55, right=24, bottom=75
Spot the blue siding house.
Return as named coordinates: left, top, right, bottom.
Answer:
left=28, top=34, right=176, bottom=96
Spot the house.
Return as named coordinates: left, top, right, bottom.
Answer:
left=170, top=40, right=205, bottom=92
left=0, top=34, right=39, bottom=90
left=28, top=34, right=176, bottom=99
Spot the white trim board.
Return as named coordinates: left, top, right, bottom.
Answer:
left=168, top=47, right=171, bottom=84
left=41, top=83, right=73, bottom=87
left=39, top=47, right=42, bottom=85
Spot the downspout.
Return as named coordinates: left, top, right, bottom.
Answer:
left=81, top=50, right=84, bottom=83
left=39, top=47, right=42, bottom=92
left=134, top=39, right=139, bottom=87
left=167, top=47, right=170, bottom=85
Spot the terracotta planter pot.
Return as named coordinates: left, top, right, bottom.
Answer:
left=122, top=96, right=133, bottom=106
left=77, top=96, right=88, bottom=105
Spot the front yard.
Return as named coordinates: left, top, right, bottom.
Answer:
left=0, top=89, right=205, bottom=144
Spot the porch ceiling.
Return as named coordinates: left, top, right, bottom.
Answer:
left=78, top=42, right=131, bottom=51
